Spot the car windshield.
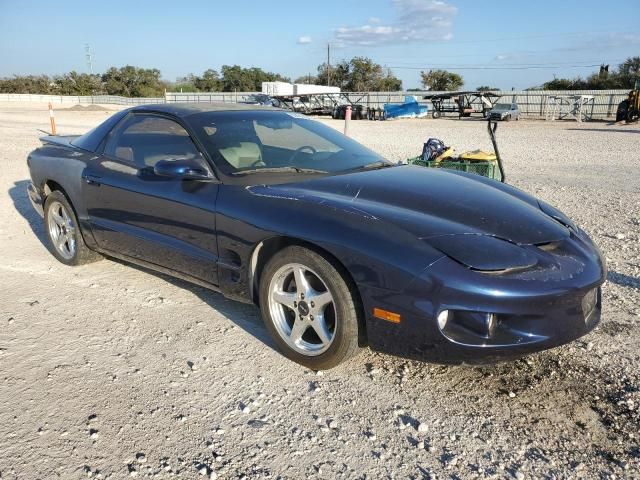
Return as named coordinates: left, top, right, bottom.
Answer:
left=188, top=110, right=389, bottom=175
left=493, top=103, right=511, bottom=111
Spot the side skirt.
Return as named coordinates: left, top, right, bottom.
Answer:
left=91, top=247, right=253, bottom=304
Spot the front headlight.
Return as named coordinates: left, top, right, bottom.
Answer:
left=425, top=234, right=538, bottom=272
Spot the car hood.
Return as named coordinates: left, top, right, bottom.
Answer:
left=250, top=165, right=569, bottom=246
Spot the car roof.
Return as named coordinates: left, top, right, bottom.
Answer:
left=131, top=102, right=276, bottom=118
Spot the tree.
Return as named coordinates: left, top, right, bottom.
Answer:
left=193, top=69, right=221, bottom=91
left=170, top=80, right=199, bottom=93
left=617, top=56, right=640, bottom=87
left=0, top=75, right=53, bottom=94
left=377, top=71, right=402, bottom=91
left=316, top=60, right=350, bottom=89
left=420, top=69, right=463, bottom=91
left=54, top=71, right=102, bottom=95
left=477, top=85, right=499, bottom=92
left=315, top=57, right=402, bottom=91
left=294, top=74, right=318, bottom=85
left=220, top=65, right=289, bottom=92
left=541, top=57, right=640, bottom=90
left=102, top=66, right=166, bottom=97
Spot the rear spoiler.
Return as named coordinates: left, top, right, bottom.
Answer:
left=38, top=134, right=79, bottom=148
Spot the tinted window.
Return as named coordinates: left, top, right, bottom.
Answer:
left=104, top=114, right=203, bottom=168
left=189, top=110, right=386, bottom=174
left=71, top=110, right=128, bottom=152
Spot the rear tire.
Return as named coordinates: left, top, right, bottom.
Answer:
left=432, top=111, right=441, bottom=119
left=44, top=191, right=102, bottom=266
left=259, top=246, right=361, bottom=370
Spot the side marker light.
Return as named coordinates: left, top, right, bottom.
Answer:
left=373, top=308, right=401, bottom=323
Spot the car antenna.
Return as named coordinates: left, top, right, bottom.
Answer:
left=487, top=119, right=505, bottom=183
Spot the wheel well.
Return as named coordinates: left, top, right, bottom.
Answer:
left=250, top=236, right=368, bottom=346
left=43, top=180, right=65, bottom=197
left=42, top=180, right=87, bottom=242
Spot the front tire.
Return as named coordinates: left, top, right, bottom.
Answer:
left=259, top=246, right=361, bottom=369
left=44, top=191, right=101, bottom=266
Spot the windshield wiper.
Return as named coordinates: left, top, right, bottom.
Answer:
left=343, top=161, right=396, bottom=173
left=231, top=166, right=328, bottom=176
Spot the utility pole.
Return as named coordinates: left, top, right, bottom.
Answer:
left=85, top=44, right=93, bottom=74
left=327, top=43, right=331, bottom=86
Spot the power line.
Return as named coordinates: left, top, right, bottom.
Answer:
left=387, top=63, right=617, bottom=71
left=387, top=59, right=624, bottom=67
left=382, top=30, right=636, bottom=46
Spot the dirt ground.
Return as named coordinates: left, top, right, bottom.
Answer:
left=0, top=103, right=638, bottom=479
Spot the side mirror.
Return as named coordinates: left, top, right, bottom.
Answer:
left=154, top=159, right=213, bottom=181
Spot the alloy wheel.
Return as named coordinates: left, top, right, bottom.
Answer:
left=47, top=201, right=76, bottom=260
left=268, top=263, right=336, bottom=356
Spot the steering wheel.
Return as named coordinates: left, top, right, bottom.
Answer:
left=248, top=158, right=266, bottom=168
left=288, top=145, right=317, bottom=164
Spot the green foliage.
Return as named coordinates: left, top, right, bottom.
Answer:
left=0, top=74, right=55, bottom=94
left=102, top=65, right=166, bottom=97
left=171, top=82, right=199, bottom=93
left=477, top=85, right=499, bottom=92
left=220, top=65, right=290, bottom=92
left=54, top=71, right=103, bottom=95
left=316, top=61, right=349, bottom=89
left=420, top=69, right=464, bottom=91
left=316, top=57, right=402, bottom=91
left=294, top=74, right=319, bottom=85
left=194, top=69, right=221, bottom=91
left=542, top=57, right=640, bottom=90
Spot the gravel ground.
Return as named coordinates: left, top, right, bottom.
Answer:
left=0, top=103, right=638, bottom=479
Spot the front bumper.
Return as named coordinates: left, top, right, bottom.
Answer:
left=27, top=182, right=44, bottom=218
left=363, top=233, right=606, bottom=365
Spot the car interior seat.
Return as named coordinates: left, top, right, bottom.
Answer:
left=213, top=124, right=265, bottom=169
left=115, top=146, right=134, bottom=163
left=218, top=142, right=264, bottom=169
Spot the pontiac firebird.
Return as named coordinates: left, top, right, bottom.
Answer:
left=26, top=103, right=606, bottom=369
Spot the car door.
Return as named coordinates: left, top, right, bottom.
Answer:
left=81, top=112, right=220, bottom=285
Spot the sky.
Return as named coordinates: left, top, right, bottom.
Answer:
left=1, top=0, right=639, bottom=90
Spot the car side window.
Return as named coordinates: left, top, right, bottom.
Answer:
left=104, top=114, right=204, bottom=168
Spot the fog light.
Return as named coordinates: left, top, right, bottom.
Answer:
left=485, top=313, right=498, bottom=338
left=582, top=288, right=597, bottom=318
left=437, top=310, right=449, bottom=330
left=438, top=310, right=499, bottom=338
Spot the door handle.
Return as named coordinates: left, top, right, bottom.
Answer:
left=82, top=174, right=102, bottom=186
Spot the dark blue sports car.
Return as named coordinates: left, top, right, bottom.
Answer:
left=26, top=103, right=606, bottom=369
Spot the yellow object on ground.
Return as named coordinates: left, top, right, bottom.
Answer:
left=458, top=149, right=497, bottom=162
left=434, top=147, right=456, bottom=162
